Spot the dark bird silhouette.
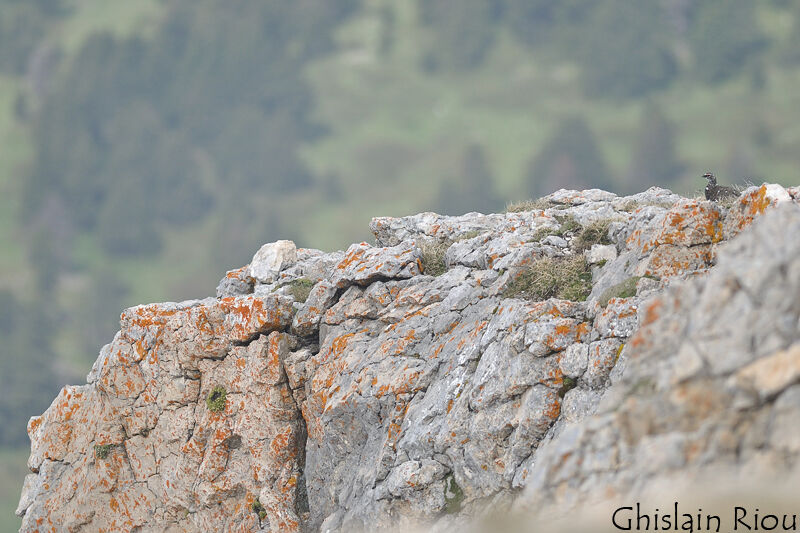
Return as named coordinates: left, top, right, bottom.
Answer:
left=702, top=172, right=737, bottom=201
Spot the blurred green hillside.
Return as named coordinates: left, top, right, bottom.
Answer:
left=2, top=0, right=800, bottom=529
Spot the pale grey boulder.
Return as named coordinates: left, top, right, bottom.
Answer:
left=249, top=239, right=297, bottom=283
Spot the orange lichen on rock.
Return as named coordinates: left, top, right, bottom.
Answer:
left=643, top=299, right=662, bottom=326
left=643, top=200, right=723, bottom=253
left=220, top=295, right=292, bottom=342
left=728, top=184, right=776, bottom=235
left=643, top=244, right=714, bottom=279
left=336, top=244, right=368, bottom=271
left=543, top=392, right=561, bottom=420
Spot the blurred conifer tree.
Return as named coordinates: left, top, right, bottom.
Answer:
left=525, top=117, right=611, bottom=198
left=435, top=144, right=501, bottom=215
left=626, top=103, right=684, bottom=191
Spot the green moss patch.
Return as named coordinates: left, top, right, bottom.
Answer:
left=443, top=474, right=465, bottom=514
left=206, top=385, right=227, bottom=413
left=94, top=444, right=114, bottom=460
left=251, top=499, right=267, bottom=521
left=287, top=278, right=314, bottom=303
left=558, top=376, right=578, bottom=398
left=598, top=276, right=640, bottom=307
left=503, top=255, right=592, bottom=302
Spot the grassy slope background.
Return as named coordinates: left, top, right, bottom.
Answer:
left=2, top=1, right=800, bottom=530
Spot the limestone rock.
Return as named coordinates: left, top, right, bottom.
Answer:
left=586, top=243, right=616, bottom=264
left=329, top=241, right=421, bottom=288
left=17, top=186, right=800, bottom=533
left=249, top=240, right=297, bottom=283
left=216, top=265, right=255, bottom=298
left=514, top=203, right=800, bottom=523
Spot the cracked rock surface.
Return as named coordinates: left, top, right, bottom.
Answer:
left=17, top=184, right=800, bottom=532
left=511, top=202, right=800, bottom=528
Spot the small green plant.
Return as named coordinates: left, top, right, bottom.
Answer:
left=505, top=198, right=553, bottom=212
left=574, top=219, right=614, bottom=252
left=503, top=256, right=592, bottom=302
left=287, top=278, right=314, bottom=303
left=206, top=385, right=227, bottom=412
left=443, top=474, right=465, bottom=514
left=529, top=216, right=583, bottom=243
left=554, top=214, right=581, bottom=236
left=598, top=276, right=640, bottom=307
left=558, top=376, right=578, bottom=398
left=529, top=225, right=558, bottom=242
left=419, top=240, right=450, bottom=276
left=251, top=499, right=267, bottom=521
left=94, top=444, right=113, bottom=460
left=454, top=230, right=482, bottom=241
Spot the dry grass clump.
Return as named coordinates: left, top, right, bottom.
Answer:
left=419, top=240, right=450, bottom=276
left=418, top=232, right=486, bottom=276
left=506, top=198, right=554, bottom=212
left=620, top=199, right=641, bottom=212
left=553, top=214, right=581, bottom=236
left=530, top=215, right=581, bottom=243
left=530, top=216, right=614, bottom=253
left=503, top=255, right=592, bottom=301
left=573, top=219, right=613, bottom=252
left=455, top=230, right=482, bottom=241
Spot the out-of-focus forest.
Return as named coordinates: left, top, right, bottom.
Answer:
left=1, top=0, right=799, bottom=527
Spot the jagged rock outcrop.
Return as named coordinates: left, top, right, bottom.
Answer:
left=16, top=184, right=800, bottom=532
left=514, top=201, right=800, bottom=514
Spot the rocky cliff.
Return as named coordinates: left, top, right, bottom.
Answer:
left=16, top=184, right=800, bottom=532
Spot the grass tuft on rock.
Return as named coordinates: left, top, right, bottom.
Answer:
left=620, top=199, right=640, bottom=212
left=554, top=214, right=581, bottom=236
left=287, top=278, right=314, bottom=303
left=206, top=385, right=227, bottom=413
left=506, top=198, right=554, bottom=212
left=558, top=376, right=578, bottom=398
left=94, top=444, right=113, bottom=460
left=455, top=230, right=482, bottom=241
left=419, top=240, right=450, bottom=276
left=503, top=255, right=592, bottom=302
left=574, top=219, right=614, bottom=252
left=598, top=276, right=640, bottom=307
left=251, top=499, right=267, bottom=521
left=529, top=214, right=583, bottom=243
